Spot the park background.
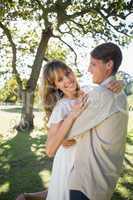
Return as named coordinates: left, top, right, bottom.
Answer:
left=0, top=1, right=133, bottom=200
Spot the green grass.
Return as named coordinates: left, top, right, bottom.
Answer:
left=0, top=129, right=53, bottom=200
left=0, top=105, right=133, bottom=200
left=128, top=94, right=133, bottom=106
left=0, top=107, right=53, bottom=200
left=112, top=128, right=133, bottom=200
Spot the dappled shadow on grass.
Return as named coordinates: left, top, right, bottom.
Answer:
left=0, top=107, right=22, bottom=113
left=112, top=168, right=133, bottom=200
left=112, top=130, right=133, bottom=200
left=0, top=125, right=133, bottom=200
left=0, top=107, right=40, bottom=113
left=126, top=134, right=133, bottom=146
left=0, top=130, right=53, bottom=200
left=124, top=157, right=133, bottom=168
left=112, top=191, right=127, bottom=200
left=122, top=181, right=133, bottom=192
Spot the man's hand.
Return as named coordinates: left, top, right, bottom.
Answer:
left=62, top=138, right=76, bottom=148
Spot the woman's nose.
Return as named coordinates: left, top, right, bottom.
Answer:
left=64, top=76, right=70, bottom=82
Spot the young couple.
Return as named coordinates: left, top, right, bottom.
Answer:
left=16, top=42, right=128, bottom=200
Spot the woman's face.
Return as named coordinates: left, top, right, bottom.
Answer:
left=54, top=68, right=78, bottom=97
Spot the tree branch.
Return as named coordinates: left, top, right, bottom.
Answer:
left=69, top=19, right=87, bottom=34
left=43, top=56, right=49, bottom=62
left=58, top=24, right=75, bottom=38
left=99, top=10, right=131, bottom=37
left=67, top=7, right=94, bottom=20
left=0, top=22, right=22, bottom=88
left=0, top=70, right=8, bottom=76
left=65, top=4, right=132, bottom=37
left=34, top=0, right=50, bottom=28
left=101, top=2, right=133, bottom=20
left=52, top=33, right=78, bottom=67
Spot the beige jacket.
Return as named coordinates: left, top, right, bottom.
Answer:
left=67, top=83, right=128, bottom=200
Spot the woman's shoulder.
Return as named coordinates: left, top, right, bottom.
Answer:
left=53, top=98, right=73, bottom=112
left=56, top=97, right=76, bottom=106
left=47, top=98, right=73, bottom=127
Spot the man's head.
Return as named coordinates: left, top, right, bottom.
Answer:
left=88, top=42, right=122, bottom=84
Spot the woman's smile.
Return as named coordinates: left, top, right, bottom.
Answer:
left=64, top=81, right=75, bottom=89
left=54, top=69, right=78, bottom=96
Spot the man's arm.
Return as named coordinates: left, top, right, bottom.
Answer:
left=67, top=86, right=127, bottom=138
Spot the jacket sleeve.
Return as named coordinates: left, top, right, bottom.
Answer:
left=67, top=86, right=126, bottom=138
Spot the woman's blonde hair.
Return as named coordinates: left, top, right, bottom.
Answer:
left=41, top=60, right=79, bottom=124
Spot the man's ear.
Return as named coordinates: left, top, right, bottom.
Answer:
left=106, top=60, right=114, bottom=74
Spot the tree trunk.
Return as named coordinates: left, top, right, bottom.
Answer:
left=16, top=90, right=34, bottom=132
left=16, top=28, right=52, bottom=132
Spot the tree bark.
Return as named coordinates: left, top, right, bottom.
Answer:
left=17, top=27, right=52, bottom=132
left=16, top=90, right=34, bottom=131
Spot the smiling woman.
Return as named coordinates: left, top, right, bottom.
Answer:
left=54, top=68, right=79, bottom=98
left=41, top=60, right=80, bottom=121
left=41, top=60, right=89, bottom=200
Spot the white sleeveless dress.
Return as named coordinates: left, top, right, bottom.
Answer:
left=46, top=86, right=90, bottom=200
left=46, top=98, right=78, bottom=200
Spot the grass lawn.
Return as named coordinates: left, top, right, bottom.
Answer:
left=0, top=103, right=133, bottom=200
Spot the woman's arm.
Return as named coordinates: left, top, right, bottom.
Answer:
left=46, top=94, right=88, bottom=157
left=46, top=115, right=75, bottom=157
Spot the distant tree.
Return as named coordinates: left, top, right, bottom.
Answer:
left=128, top=94, right=133, bottom=111
left=0, top=43, right=68, bottom=103
left=117, top=70, right=133, bottom=95
left=0, top=0, right=132, bottom=131
left=0, top=76, right=18, bottom=103
left=126, top=81, right=133, bottom=96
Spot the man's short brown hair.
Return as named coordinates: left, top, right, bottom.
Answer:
left=90, top=42, right=122, bottom=75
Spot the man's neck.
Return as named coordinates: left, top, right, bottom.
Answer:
left=100, top=76, right=115, bottom=86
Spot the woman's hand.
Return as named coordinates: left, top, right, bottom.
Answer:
left=69, top=93, right=89, bottom=120
left=62, top=138, right=76, bottom=148
left=107, top=80, right=124, bottom=93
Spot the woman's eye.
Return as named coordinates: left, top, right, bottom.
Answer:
left=66, top=71, right=71, bottom=76
left=58, top=78, right=63, bottom=82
